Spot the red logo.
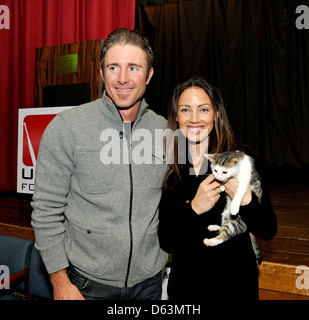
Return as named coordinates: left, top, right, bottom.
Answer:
left=22, top=114, right=57, bottom=166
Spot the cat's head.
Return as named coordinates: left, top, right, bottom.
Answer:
left=206, top=151, right=244, bottom=182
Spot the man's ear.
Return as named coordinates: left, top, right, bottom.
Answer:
left=100, top=69, right=105, bottom=82
left=146, top=68, right=154, bottom=85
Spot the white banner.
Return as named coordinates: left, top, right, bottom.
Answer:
left=17, top=107, right=72, bottom=194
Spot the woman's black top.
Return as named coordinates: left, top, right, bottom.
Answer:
left=158, top=156, right=277, bottom=301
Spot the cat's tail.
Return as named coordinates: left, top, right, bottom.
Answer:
left=249, top=233, right=263, bottom=265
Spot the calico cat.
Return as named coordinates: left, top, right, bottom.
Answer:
left=203, top=151, right=263, bottom=264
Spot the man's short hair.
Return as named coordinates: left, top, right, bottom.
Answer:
left=100, top=28, right=154, bottom=77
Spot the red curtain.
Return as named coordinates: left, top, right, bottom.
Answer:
left=0, top=0, right=136, bottom=191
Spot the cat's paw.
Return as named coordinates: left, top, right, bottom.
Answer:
left=208, top=225, right=221, bottom=232
left=230, top=203, right=240, bottom=215
left=203, top=238, right=223, bottom=246
left=220, top=185, right=225, bottom=192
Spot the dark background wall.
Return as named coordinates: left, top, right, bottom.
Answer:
left=136, top=0, right=309, bottom=170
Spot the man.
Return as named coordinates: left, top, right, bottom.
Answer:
left=31, top=28, right=168, bottom=300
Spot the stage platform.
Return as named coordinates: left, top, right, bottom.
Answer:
left=0, top=168, right=308, bottom=300
left=258, top=169, right=309, bottom=299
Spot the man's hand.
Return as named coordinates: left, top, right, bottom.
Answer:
left=50, top=269, right=85, bottom=300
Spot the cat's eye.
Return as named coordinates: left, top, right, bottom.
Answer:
left=223, top=171, right=227, bottom=174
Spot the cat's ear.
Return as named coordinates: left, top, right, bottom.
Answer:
left=205, top=153, right=217, bottom=163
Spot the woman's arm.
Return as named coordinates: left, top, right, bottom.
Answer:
left=158, top=174, right=223, bottom=251
left=224, top=177, right=277, bottom=241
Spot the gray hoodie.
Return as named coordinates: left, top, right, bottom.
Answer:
left=31, top=92, right=169, bottom=287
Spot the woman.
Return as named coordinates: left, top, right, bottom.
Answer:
left=159, top=77, right=277, bottom=301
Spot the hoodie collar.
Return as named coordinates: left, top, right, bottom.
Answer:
left=101, top=91, right=149, bottom=124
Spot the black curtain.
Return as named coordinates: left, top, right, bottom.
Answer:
left=136, top=0, right=309, bottom=169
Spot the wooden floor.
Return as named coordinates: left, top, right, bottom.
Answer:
left=0, top=168, right=308, bottom=299
left=257, top=169, right=309, bottom=300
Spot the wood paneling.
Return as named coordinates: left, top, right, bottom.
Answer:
left=0, top=192, right=33, bottom=241
left=34, top=39, right=103, bottom=107
left=0, top=223, right=34, bottom=242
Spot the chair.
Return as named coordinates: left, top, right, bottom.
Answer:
left=28, top=246, right=53, bottom=299
left=0, top=234, right=53, bottom=300
left=0, top=234, right=33, bottom=300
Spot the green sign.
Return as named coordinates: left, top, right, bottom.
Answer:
left=55, top=54, right=78, bottom=74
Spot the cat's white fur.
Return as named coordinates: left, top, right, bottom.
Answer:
left=208, top=154, right=252, bottom=215
left=205, top=200, right=233, bottom=246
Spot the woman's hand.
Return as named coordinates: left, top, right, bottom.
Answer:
left=191, top=174, right=222, bottom=215
left=223, top=178, right=252, bottom=206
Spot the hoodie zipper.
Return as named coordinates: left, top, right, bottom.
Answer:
left=104, top=94, right=148, bottom=287
left=121, top=109, right=147, bottom=287
left=124, top=122, right=134, bottom=287
left=125, top=162, right=134, bottom=287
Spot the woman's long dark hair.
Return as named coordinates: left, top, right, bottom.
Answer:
left=164, top=77, right=237, bottom=188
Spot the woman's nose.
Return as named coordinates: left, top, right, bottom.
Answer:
left=190, top=110, right=199, bottom=123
